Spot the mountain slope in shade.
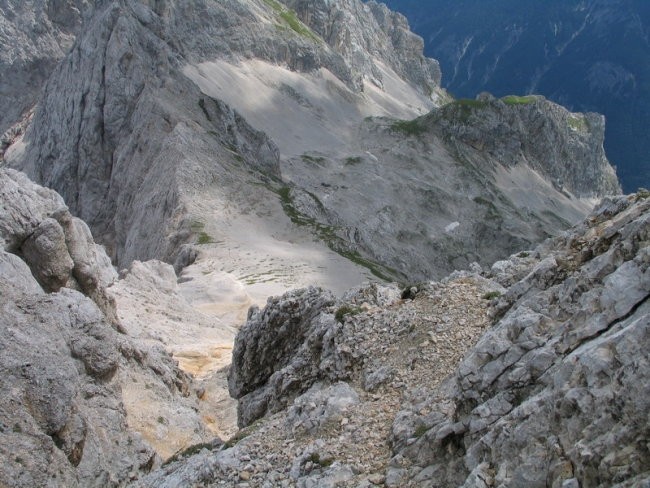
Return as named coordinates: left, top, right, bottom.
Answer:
left=382, top=0, right=650, bottom=193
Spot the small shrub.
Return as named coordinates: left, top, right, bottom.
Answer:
left=482, top=291, right=502, bottom=300
left=335, top=305, right=361, bottom=323
left=307, top=453, right=334, bottom=468
left=197, top=232, right=215, bottom=245
left=345, top=156, right=363, bottom=165
left=635, top=188, right=650, bottom=201
left=157, top=416, right=166, bottom=425
left=518, top=251, right=530, bottom=258
left=163, top=441, right=215, bottom=466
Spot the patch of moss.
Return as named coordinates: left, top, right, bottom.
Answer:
left=391, top=118, right=427, bottom=137
left=501, top=95, right=537, bottom=105
left=414, top=425, right=429, bottom=438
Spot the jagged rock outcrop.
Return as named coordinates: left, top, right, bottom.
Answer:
left=1, top=167, right=118, bottom=321
left=387, top=194, right=649, bottom=487
left=138, top=193, right=648, bottom=487
left=5, top=0, right=440, bottom=271
left=0, top=168, right=215, bottom=486
left=284, top=0, right=441, bottom=93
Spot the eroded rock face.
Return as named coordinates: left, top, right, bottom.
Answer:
left=430, top=95, right=621, bottom=198
left=0, top=168, right=117, bottom=319
left=0, top=169, right=212, bottom=485
left=388, top=195, right=649, bottom=487
left=0, top=0, right=92, bottom=136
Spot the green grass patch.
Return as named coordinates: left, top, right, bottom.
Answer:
left=482, top=291, right=502, bottom=300
left=414, top=425, right=429, bottom=438
left=334, top=305, right=362, bottom=323
left=262, top=0, right=321, bottom=43
left=567, top=114, right=589, bottom=132
left=272, top=186, right=399, bottom=281
left=501, top=95, right=537, bottom=105
left=391, top=119, right=427, bottom=137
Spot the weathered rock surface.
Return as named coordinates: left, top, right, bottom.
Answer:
left=1, top=168, right=117, bottom=319
left=388, top=194, right=649, bottom=487
left=137, top=194, right=648, bottom=487
left=0, top=0, right=92, bottom=137
left=0, top=169, right=218, bottom=485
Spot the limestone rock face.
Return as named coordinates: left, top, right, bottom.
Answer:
left=0, top=168, right=117, bottom=317
left=228, top=287, right=349, bottom=427
left=0, top=0, right=92, bottom=136
left=284, top=0, right=441, bottom=93
left=0, top=168, right=212, bottom=486
left=388, top=195, right=649, bottom=487
left=431, top=95, right=621, bottom=197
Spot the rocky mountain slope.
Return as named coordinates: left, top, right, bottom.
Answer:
left=138, top=191, right=649, bottom=488
left=3, top=0, right=620, bottom=296
left=382, top=0, right=650, bottom=193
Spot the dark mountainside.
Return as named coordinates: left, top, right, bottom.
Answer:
left=381, top=0, right=650, bottom=193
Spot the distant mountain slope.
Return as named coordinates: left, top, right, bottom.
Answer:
left=382, top=0, right=650, bottom=193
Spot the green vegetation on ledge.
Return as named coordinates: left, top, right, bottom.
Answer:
left=502, top=95, right=537, bottom=105
left=262, top=0, right=321, bottom=43
left=391, top=118, right=427, bottom=137
left=273, top=185, right=400, bottom=281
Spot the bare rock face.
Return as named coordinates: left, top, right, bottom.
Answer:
left=0, top=0, right=92, bottom=136
left=283, top=0, right=441, bottom=93
left=387, top=195, right=649, bottom=487
left=0, top=168, right=213, bottom=486
left=0, top=168, right=118, bottom=319
left=430, top=95, right=621, bottom=197
left=228, top=287, right=345, bottom=427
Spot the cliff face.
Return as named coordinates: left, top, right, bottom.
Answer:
left=139, top=193, right=650, bottom=488
left=0, top=0, right=92, bottom=135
